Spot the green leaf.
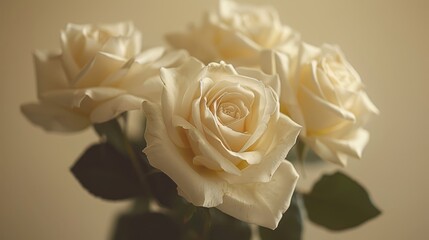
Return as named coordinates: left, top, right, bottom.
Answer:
left=71, top=142, right=144, bottom=200
left=93, top=118, right=152, bottom=196
left=111, top=212, right=180, bottom=240
left=303, top=171, right=381, bottom=230
left=260, top=193, right=302, bottom=240
left=94, top=119, right=127, bottom=155
left=147, top=171, right=180, bottom=208
left=130, top=197, right=150, bottom=213
left=181, top=207, right=211, bottom=240
left=208, top=208, right=251, bottom=240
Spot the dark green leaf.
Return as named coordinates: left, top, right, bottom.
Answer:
left=111, top=212, right=180, bottom=240
left=182, top=207, right=211, bottom=240
left=130, top=197, right=150, bottom=213
left=94, top=119, right=127, bottom=155
left=94, top=119, right=151, bottom=179
left=303, top=171, right=381, bottom=230
left=71, top=142, right=144, bottom=200
left=147, top=171, right=180, bottom=208
left=260, top=193, right=302, bottom=240
left=208, top=208, right=251, bottom=240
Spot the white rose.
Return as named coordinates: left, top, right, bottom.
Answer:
left=60, top=22, right=142, bottom=80
left=166, top=0, right=300, bottom=66
left=21, top=22, right=188, bottom=132
left=142, top=58, right=301, bottom=229
left=262, top=44, right=379, bottom=166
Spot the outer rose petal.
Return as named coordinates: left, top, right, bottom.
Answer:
left=73, top=52, right=127, bottom=88
left=298, top=83, right=355, bottom=131
left=33, top=50, right=69, bottom=98
left=217, top=161, right=299, bottom=229
left=143, top=101, right=226, bottom=207
left=90, top=94, right=143, bottom=123
left=21, top=102, right=89, bottom=132
left=160, top=58, right=205, bottom=148
left=165, top=28, right=219, bottom=65
left=260, top=50, right=305, bottom=126
left=236, top=67, right=280, bottom=98
left=41, top=87, right=126, bottom=109
left=305, top=128, right=370, bottom=166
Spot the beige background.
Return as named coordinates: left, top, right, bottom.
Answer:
left=1, top=0, right=428, bottom=239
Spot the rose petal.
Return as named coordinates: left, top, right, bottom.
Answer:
left=315, top=67, right=341, bottom=105
left=350, top=91, right=380, bottom=125
left=21, top=102, right=89, bottom=132
left=275, top=25, right=301, bottom=59
left=217, top=0, right=284, bottom=49
left=90, top=94, right=143, bottom=123
left=111, top=48, right=189, bottom=98
left=143, top=101, right=226, bottom=207
left=166, top=26, right=221, bottom=65
left=99, top=57, right=135, bottom=87
left=299, top=83, right=355, bottom=133
left=202, top=121, right=263, bottom=166
left=260, top=50, right=308, bottom=130
left=161, top=58, right=205, bottom=147
left=101, top=37, right=134, bottom=59
left=216, top=161, right=299, bottom=229
left=237, top=66, right=280, bottom=97
left=33, top=50, right=69, bottom=97
left=60, top=29, right=81, bottom=79
left=134, top=47, right=166, bottom=65
left=125, top=76, right=164, bottom=103
left=41, top=87, right=126, bottom=109
left=324, top=128, right=370, bottom=159
left=174, top=116, right=242, bottom=175
left=299, top=61, right=327, bottom=99
left=241, top=87, right=277, bottom=151
left=221, top=113, right=301, bottom=184
left=304, top=128, right=370, bottom=166
left=73, top=52, right=127, bottom=88
left=213, top=25, right=261, bottom=65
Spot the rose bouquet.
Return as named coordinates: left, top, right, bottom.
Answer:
left=21, top=0, right=380, bottom=239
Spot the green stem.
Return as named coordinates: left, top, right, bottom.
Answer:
left=94, top=118, right=152, bottom=198
left=296, top=138, right=309, bottom=178
left=124, top=133, right=152, bottom=198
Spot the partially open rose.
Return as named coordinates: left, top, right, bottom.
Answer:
left=60, top=22, right=142, bottom=80
left=142, top=58, right=301, bottom=229
left=262, top=44, right=379, bottom=166
left=21, top=22, right=188, bottom=132
left=166, top=0, right=299, bottom=67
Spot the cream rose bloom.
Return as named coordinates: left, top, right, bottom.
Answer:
left=262, top=44, right=379, bottom=166
left=142, top=58, right=301, bottom=229
left=60, top=21, right=142, bottom=80
left=166, top=0, right=299, bottom=66
left=21, top=22, right=188, bottom=132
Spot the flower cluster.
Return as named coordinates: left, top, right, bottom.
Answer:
left=21, top=0, right=379, bottom=237
left=168, top=0, right=379, bottom=166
